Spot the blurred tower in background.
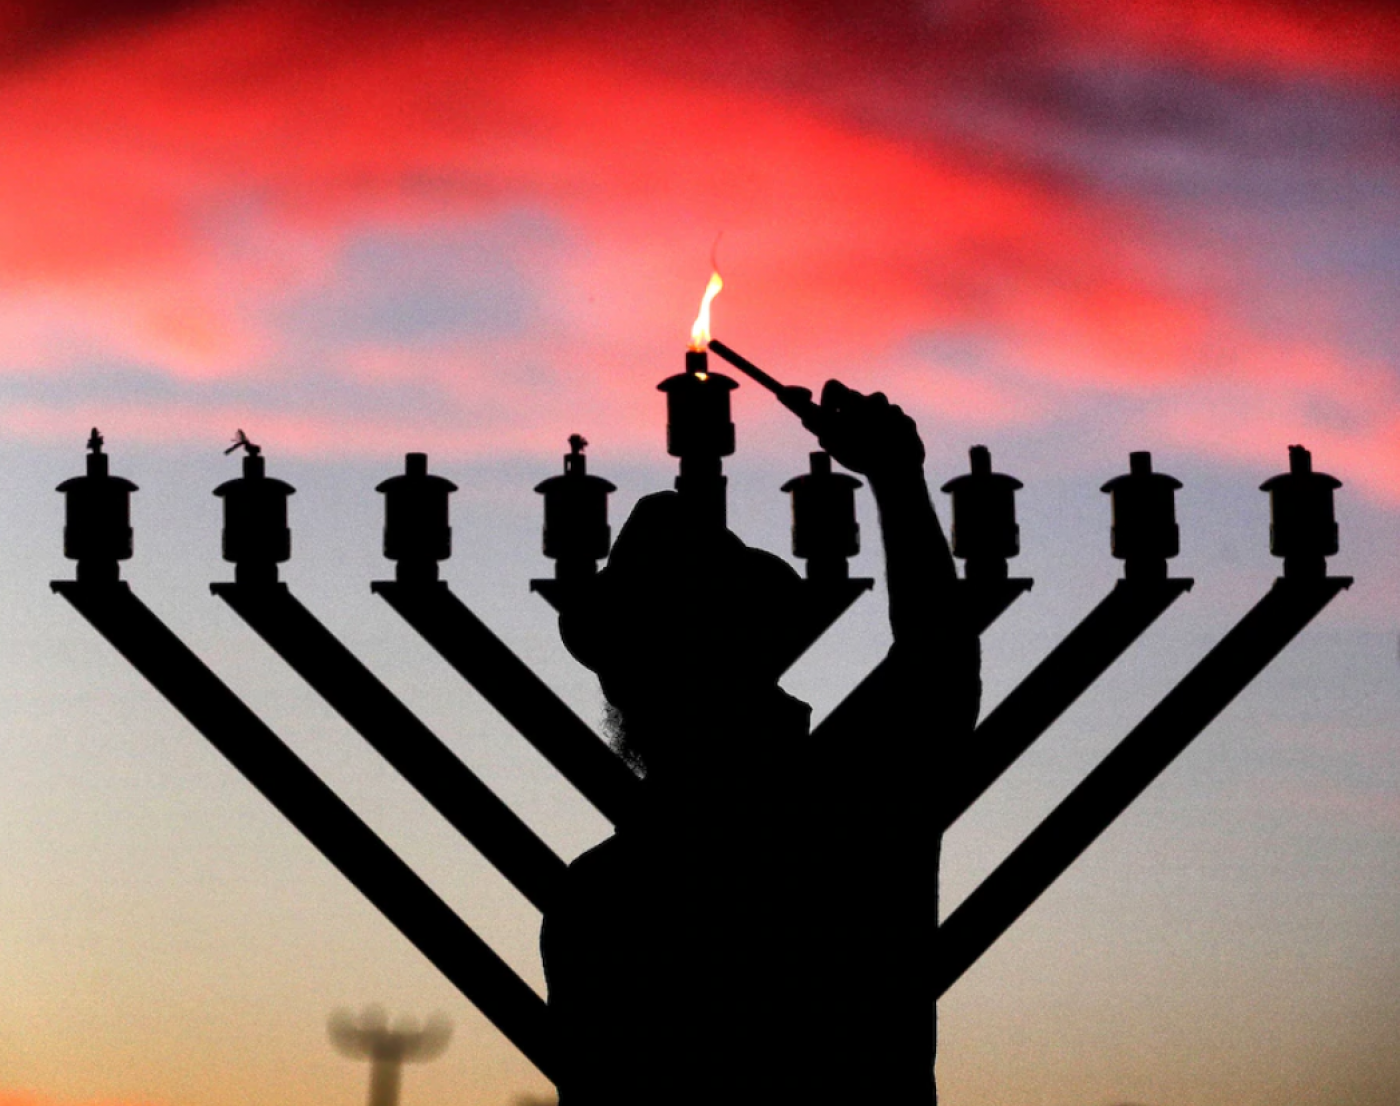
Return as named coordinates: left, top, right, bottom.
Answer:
left=330, top=1007, right=451, bottom=1106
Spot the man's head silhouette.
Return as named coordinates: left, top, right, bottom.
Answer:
left=558, top=491, right=807, bottom=777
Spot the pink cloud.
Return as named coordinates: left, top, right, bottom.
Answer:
left=0, top=1, right=1394, bottom=502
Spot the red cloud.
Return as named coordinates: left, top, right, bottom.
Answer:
left=0, top=0, right=1395, bottom=501
left=1050, top=0, right=1400, bottom=84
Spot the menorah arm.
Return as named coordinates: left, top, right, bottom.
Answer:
left=210, top=582, right=567, bottom=913
left=963, top=577, right=1035, bottom=635
left=935, top=574, right=1352, bottom=997
left=807, top=572, right=1015, bottom=752
left=809, top=653, right=898, bottom=748
left=372, top=581, right=640, bottom=824
left=943, top=576, right=1194, bottom=832
left=51, top=580, right=559, bottom=1080
left=774, top=576, right=875, bottom=673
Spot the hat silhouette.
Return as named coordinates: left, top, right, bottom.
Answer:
left=558, top=492, right=805, bottom=683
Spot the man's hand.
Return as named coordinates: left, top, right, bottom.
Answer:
left=802, top=380, right=926, bottom=479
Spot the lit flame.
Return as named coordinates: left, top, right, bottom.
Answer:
left=688, top=270, right=723, bottom=351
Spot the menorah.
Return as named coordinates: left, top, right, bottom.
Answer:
left=51, top=342, right=1350, bottom=1084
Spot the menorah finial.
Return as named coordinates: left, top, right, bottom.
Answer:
left=534, top=434, right=616, bottom=587
left=941, top=444, right=1024, bottom=582
left=1101, top=450, right=1182, bottom=581
left=329, top=1007, right=451, bottom=1106
left=57, top=430, right=137, bottom=583
left=376, top=453, right=458, bottom=584
left=213, top=435, right=295, bottom=585
left=1261, top=443, right=1342, bottom=579
left=659, top=333, right=737, bottom=528
left=781, top=450, right=863, bottom=582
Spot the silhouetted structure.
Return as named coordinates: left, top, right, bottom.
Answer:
left=937, top=449, right=1194, bottom=832
left=56, top=428, right=135, bottom=583
left=54, top=432, right=557, bottom=1079
left=658, top=334, right=737, bottom=529
left=210, top=441, right=567, bottom=911
left=330, top=1007, right=451, bottom=1106
left=377, top=451, right=457, bottom=584
left=53, top=340, right=1349, bottom=1106
left=215, top=430, right=294, bottom=586
left=534, top=436, right=616, bottom=584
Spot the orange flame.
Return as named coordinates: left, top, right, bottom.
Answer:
left=688, top=270, right=723, bottom=351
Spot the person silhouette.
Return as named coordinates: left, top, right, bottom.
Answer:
left=542, top=381, right=979, bottom=1105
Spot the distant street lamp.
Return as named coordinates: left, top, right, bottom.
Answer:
left=329, top=1006, right=452, bottom=1106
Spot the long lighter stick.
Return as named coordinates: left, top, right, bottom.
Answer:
left=707, top=339, right=828, bottom=432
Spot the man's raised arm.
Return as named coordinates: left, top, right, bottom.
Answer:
left=804, top=381, right=960, bottom=649
left=803, top=381, right=979, bottom=751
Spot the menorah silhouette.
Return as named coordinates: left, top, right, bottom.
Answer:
left=52, top=346, right=1350, bottom=1084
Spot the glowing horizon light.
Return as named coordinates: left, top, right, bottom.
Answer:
left=688, top=270, right=723, bottom=351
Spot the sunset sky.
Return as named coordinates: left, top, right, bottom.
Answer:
left=1, top=2, right=1397, bottom=1105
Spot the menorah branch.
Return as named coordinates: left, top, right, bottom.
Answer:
left=935, top=574, right=1352, bottom=997
left=809, top=574, right=1030, bottom=749
left=211, top=581, right=567, bottom=912
left=944, top=575, right=1195, bottom=832
left=53, top=413, right=1350, bottom=1092
left=372, top=579, right=641, bottom=824
left=51, top=579, right=558, bottom=1078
